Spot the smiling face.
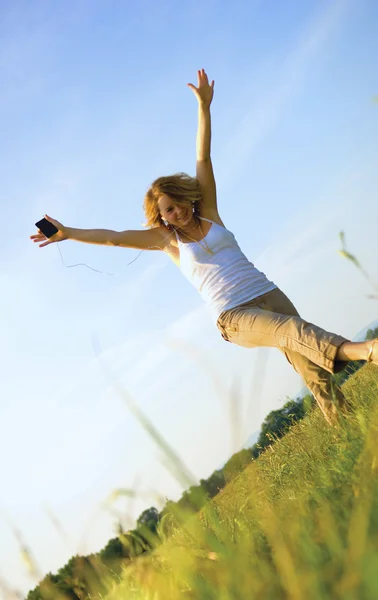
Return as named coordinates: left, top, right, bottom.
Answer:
left=158, top=194, right=194, bottom=228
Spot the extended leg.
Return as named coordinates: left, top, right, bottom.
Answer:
left=217, top=289, right=349, bottom=374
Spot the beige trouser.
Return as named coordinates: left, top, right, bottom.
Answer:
left=217, top=288, right=350, bottom=425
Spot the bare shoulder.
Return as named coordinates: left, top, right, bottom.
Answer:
left=198, top=207, right=226, bottom=228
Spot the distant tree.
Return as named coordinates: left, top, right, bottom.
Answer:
left=250, top=395, right=314, bottom=458
left=200, top=469, right=226, bottom=497
left=75, top=556, right=108, bottom=598
left=27, top=567, right=81, bottom=600
left=365, top=326, right=378, bottom=340
left=26, top=575, right=57, bottom=600
left=99, top=536, right=130, bottom=562
left=136, top=506, right=160, bottom=532
left=56, top=556, right=78, bottom=581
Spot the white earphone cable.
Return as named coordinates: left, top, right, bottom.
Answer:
left=55, top=227, right=179, bottom=276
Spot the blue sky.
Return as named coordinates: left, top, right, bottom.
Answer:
left=1, top=0, right=378, bottom=594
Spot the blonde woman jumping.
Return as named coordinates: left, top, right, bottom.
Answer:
left=31, top=69, right=377, bottom=426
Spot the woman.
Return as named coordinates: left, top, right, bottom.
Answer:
left=31, top=69, right=377, bottom=426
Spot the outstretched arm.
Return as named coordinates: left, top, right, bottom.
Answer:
left=30, top=215, right=169, bottom=250
left=187, top=69, right=218, bottom=215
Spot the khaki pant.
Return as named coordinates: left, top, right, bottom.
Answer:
left=217, top=288, right=350, bottom=425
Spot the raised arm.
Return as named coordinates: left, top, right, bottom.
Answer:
left=187, top=69, right=218, bottom=215
left=30, top=215, right=169, bottom=250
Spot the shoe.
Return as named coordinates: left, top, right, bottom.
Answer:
left=367, top=339, right=378, bottom=365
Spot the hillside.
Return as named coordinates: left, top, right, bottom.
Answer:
left=28, top=363, right=377, bottom=600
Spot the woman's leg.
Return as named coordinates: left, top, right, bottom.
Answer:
left=217, top=288, right=352, bottom=425
left=278, top=347, right=349, bottom=426
left=336, top=341, right=372, bottom=362
left=217, top=289, right=350, bottom=373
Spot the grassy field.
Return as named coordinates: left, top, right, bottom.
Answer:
left=92, top=364, right=378, bottom=600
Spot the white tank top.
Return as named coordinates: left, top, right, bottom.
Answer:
left=174, top=217, right=277, bottom=321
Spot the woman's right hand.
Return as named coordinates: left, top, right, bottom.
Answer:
left=30, top=214, right=68, bottom=248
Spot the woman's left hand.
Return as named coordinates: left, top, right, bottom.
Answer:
left=187, top=69, right=214, bottom=107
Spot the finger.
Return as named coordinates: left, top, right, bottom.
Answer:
left=39, top=241, right=51, bottom=248
left=45, top=214, right=59, bottom=228
left=187, top=83, right=198, bottom=93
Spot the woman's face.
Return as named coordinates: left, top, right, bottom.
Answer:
left=158, top=194, right=193, bottom=228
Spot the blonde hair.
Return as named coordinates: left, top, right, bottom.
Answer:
left=143, top=173, right=203, bottom=228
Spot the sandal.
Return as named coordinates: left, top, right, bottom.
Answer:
left=367, top=339, right=378, bottom=365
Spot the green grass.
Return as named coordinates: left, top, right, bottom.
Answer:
left=97, top=364, right=378, bottom=600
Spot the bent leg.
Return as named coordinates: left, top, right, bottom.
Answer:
left=280, top=347, right=349, bottom=426
left=217, top=288, right=350, bottom=425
